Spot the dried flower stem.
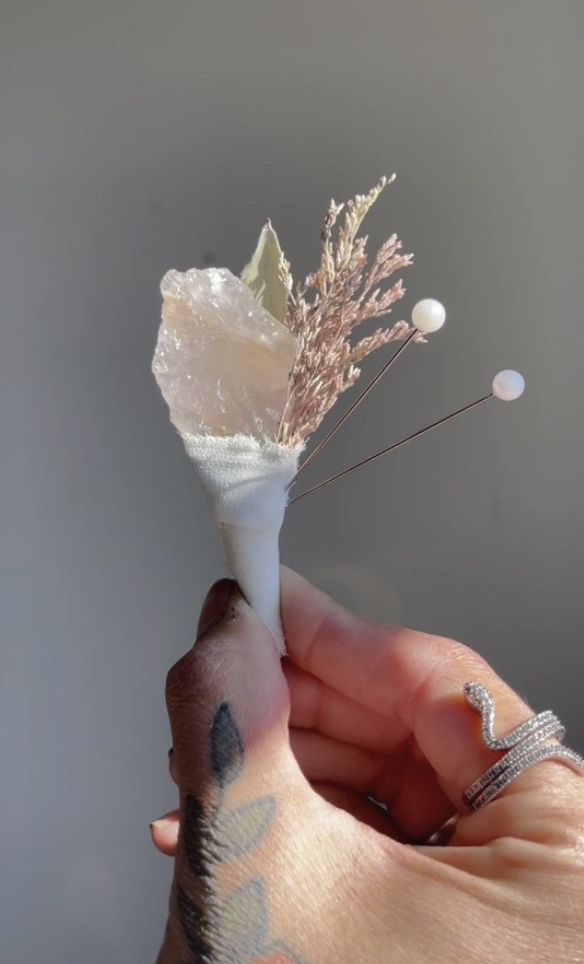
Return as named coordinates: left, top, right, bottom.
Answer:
left=278, top=177, right=418, bottom=447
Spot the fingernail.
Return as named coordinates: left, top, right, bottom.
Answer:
left=197, top=579, right=236, bottom=638
left=150, top=817, right=172, bottom=832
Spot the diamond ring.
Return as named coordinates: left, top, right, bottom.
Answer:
left=462, top=682, right=584, bottom=811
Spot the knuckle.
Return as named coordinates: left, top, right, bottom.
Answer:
left=165, top=629, right=237, bottom=715
left=165, top=647, right=199, bottom=706
left=547, top=778, right=584, bottom=847
left=430, top=629, right=485, bottom=669
left=436, top=634, right=484, bottom=666
left=404, top=635, right=493, bottom=724
left=429, top=635, right=491, bottom=684
left=165, top=639, right=215, bottom=710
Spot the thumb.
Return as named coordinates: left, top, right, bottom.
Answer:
left=161, top=585, right=320, bottom=963
left=165, top=581, right=304, bottom=807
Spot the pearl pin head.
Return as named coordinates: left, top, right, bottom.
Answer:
left=411, top=298, right=446, bottom=334
left=492, top=370, right=526, bottom=401
left=291, top=288, right=529, bottom=503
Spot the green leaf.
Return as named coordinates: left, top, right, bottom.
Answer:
left=241, top=221, right=291, bottom=323
left=216, top=796, right=276, bottom=860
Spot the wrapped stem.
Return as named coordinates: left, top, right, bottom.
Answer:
left=182, top=434, right=302, bottom=654
left=221, top=523, right=284, bottom=649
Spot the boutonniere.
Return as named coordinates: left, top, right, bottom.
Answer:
left=153, top=177, right=524, bottom=651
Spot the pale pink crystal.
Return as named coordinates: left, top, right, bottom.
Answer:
left=153, top=267, right=297, bottom=439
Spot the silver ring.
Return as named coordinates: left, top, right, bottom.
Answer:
left=462, top=682, right=584, bottom=811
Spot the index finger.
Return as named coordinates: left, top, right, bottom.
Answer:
left=280, top=567, right=583, bottom=840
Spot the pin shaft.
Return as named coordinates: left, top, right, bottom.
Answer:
left=288, top=330, right=417, bottom=489
left=290, top=393, right=493, bottom=504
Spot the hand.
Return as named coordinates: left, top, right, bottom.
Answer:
left=151, top=569, right=584, bottom=964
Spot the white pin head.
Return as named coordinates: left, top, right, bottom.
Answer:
left=411, top=298, right=446, bottom=334
left=492, top=369, right=525, bottom=401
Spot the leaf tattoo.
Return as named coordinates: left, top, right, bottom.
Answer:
left=219, top=879, right=270, bottom=957
left=173, top=703, right=304, bottom=964
left=210, top=702, right=245, bottom=786
left=176, top=884, right=212, bottom=963
left=183, top=795, right=210, bottom=879
left=215, top=796, right=276, bottom=861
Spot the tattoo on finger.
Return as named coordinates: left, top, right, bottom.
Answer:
left=173, top=702, right=305, bottom=964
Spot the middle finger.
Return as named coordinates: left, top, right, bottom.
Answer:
left=289, top=728, right=454, bottom=841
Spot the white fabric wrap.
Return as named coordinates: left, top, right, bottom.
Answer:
left=182, top=434, right=302, bottom=654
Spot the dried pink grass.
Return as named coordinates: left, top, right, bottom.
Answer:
left=278, top=177, right=421, bottom=447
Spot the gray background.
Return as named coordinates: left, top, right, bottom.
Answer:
left=1, top=1, right=583, bottom=961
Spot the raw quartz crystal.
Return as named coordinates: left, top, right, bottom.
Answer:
left=153, top=267, right=297, bottom=440
left=153, top=251, right=300, bottom=653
